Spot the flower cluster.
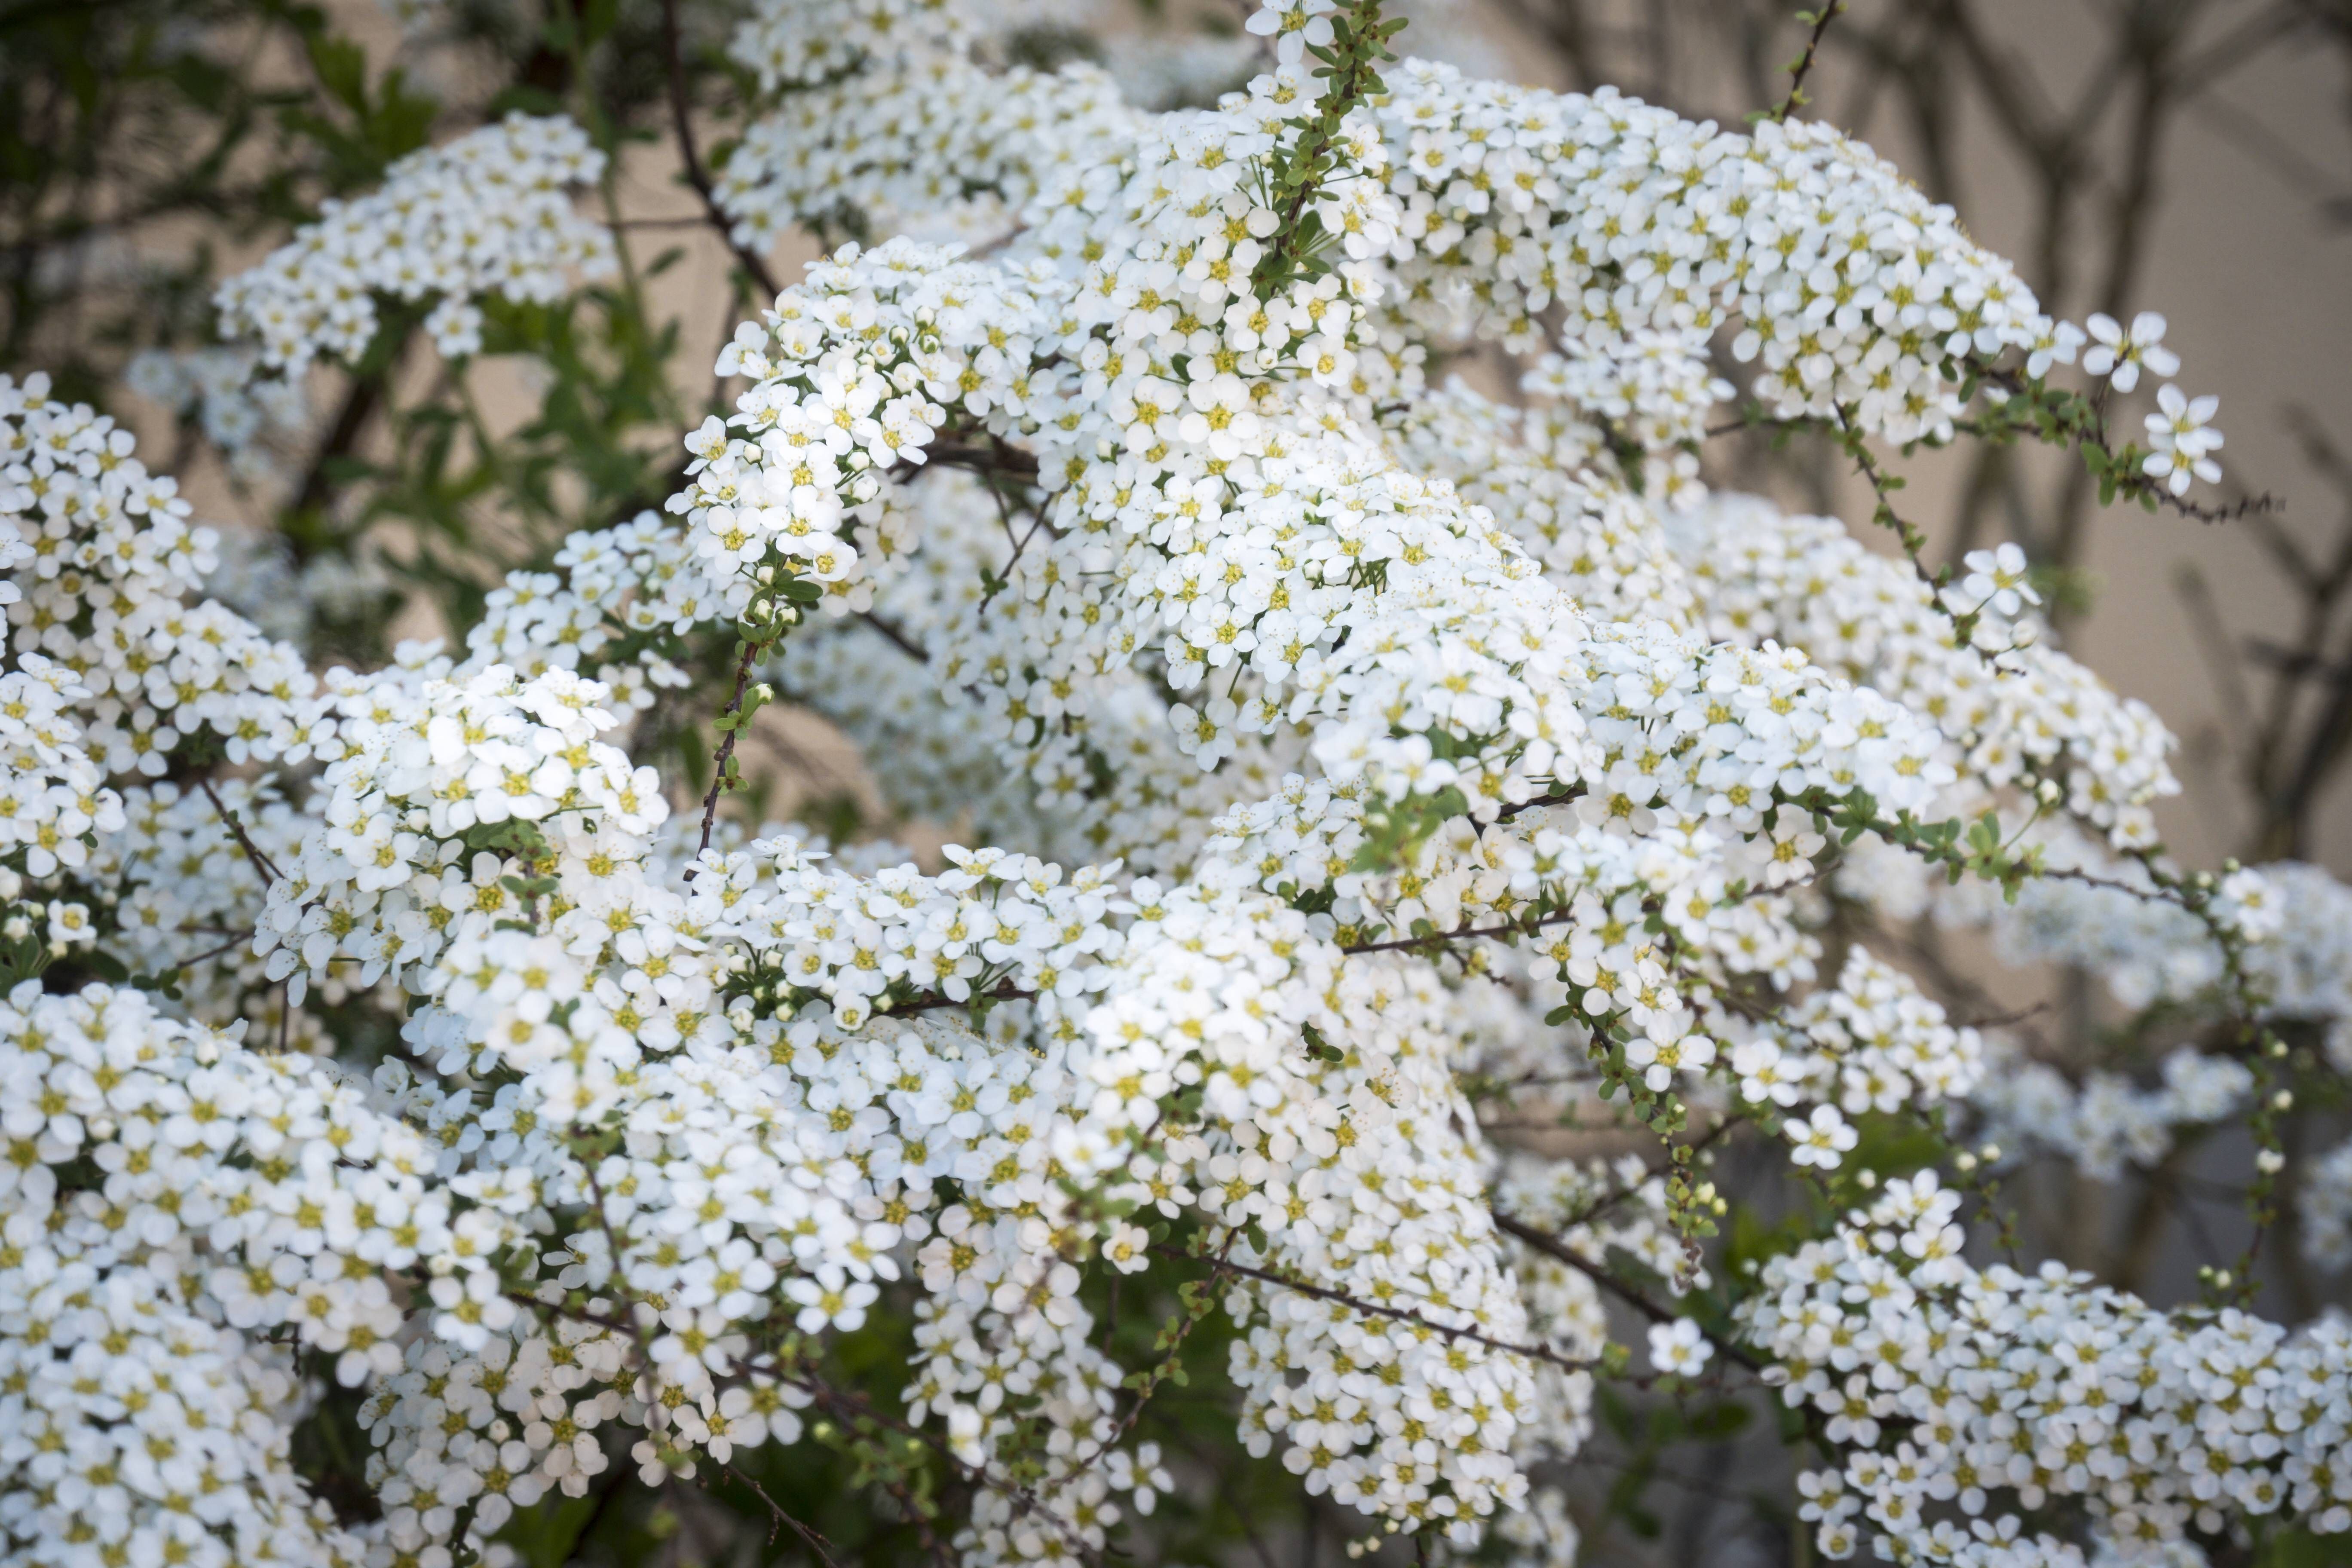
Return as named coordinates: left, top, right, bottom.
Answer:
left=0, top=983, right=468, bottom=1568
left=1672, top=494, right=2178, bottom=846
left=1389, top=379, right=1701, bottom=629
left=463, top=509, right=729, bottom=709
left=1368, top=64, right=2098, bottom=445
left=0, top=655, right=120, bottom=885
left=729, top=0, right=978, bottom=89
left=1719, top=946, right=1987, bottom=1167
left=770, top=468, right=1299, bottom=873
left=254, top=661, right=666, bottom=1005
left=720, top=53, right=1139, bottom=251
left=675, top=244, right=1051, bottom=603
left=699, top=833, right=1560, bottom=1541
left=125, top=347, right=312, bottom=485
left=1742, top=1174, right=2352, bottom=1564
left=3, top=1, right=2336, bottom=1565
left=2, top=373, right=317, bottom=786
left=214, top=113, right=613, bottom=377
left=1206, top=958, right=1545, bottom=1540
left=1969, top=1042, right=2253, bottom=1182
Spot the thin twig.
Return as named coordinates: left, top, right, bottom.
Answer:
left=690, top=639, right=765, bottom=870
left=2173, top=562, right=2257, bottom=754
left=721, top=1461, right=844, bottom=1566
left=1831, top=403, right=2008, bottom=670
left=1497, top=788, right=1580, bottom=820
left=2156, top=489, right=2286, bottom=527
left=1341, top=906, right=1575, bottom=956
left=857, top=610, right=928, bottom=664
left=874, top=981, right=1036, bottom=1017
left=1956, top=997, right=2054, bottom=1032
left=1087, top=1228, right=1240, bottom=1468
left=1553, top=1115, right=1743, bottom=1233
left=1161, top=1243, right=1602, bottom=1376
left=199, top=777, right=280, bottom=887
left=882, top=1475, right=956, bottom=1568
left=927, top=441, right=1043, bottom=481
left=1767, top=2, right=1847, bottom=122
left=660, top=0, right=782, bottom=300
left=176, top=928, right=258, bottom=968
left=1491, top=1210, right=1767, bottom=1373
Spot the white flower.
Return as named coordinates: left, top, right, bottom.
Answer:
left=785, top=1266, right=880, bottom=1333
left=2082, top=310, right=2180, bottom=393
left=1246, top=0, right=1338, bottom=65
left=1959, top=542, right=2040, bottom=617
left=2143, top=383, right=2224, bottom=495
left=1647, top=1318, right=1715, bottom=1375
left=1788, top=1103, right=1860, bottom=1168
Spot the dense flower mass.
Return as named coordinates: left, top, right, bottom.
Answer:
left=1741, top=1177, right=2352, bottom=1566
left=3, top=3, right=2341, bottom=1568
left=211, top=113, right=613, bottom=389
left=0, top=984, right=433, bottom=1568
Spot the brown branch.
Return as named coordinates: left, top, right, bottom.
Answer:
left=1157, top=1242, right=1603, bottom=1376
left=857, top=610, right=929, bottom=665
left=198, top=777, right=280, bottom=887
left=1339, top=906, right=1576, bottom=956
left=290, top=375, right=381, bottom=521
left=661, top=0, right=782, bottom=301
left=176, top=928, right=258, bottom=968
left=1767, top=2, right=1847, bottom=122
left=2157, top=489, right=2287, bottom=526
left=1498, top=788, right=1580, bottom=820
left=2175, top=1, right=2309, bottom=87
left=720, top=1462, right=844, bottom=1567
left=2173, top=562, right=2257, bottom=756
left=860, top=899, right=1586, bottom=1020
left=1489, top=1209, right=1766, bottom=1371
left=1956, top=997, right=2055, bottom=1032
left=689, top=638, right=766, bottom=872
left=862, top=903, right=1568, bottom=1020
left=873, top=981, right=1037, bottom=1017
left=2245, top=411, right=2352, bottom=855
left=926, top=440, right=1042, bottom=481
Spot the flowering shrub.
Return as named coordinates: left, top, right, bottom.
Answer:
left=2, top=2, right=2348, bottom=1567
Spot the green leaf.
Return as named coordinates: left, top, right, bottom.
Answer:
left=306, top=33, right=369, bottom=115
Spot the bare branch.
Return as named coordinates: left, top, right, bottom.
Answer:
left=1156, top=1242, right=1605, bottom=1376
left=720, top=1462, right=845, bottom=1567
left=198, top=777, right=280, bottom=888
left=661, top=0, right=783, bottom=302
left=1768, top=1, right=1848, bottom=122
